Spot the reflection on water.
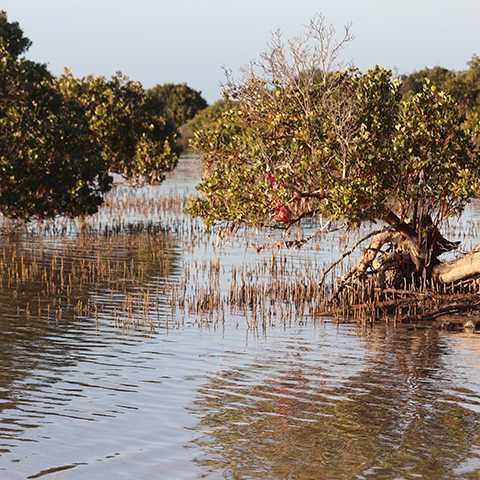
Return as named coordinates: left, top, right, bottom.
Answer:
left=190, top=327, right=480, bottom=479
left=1, top=155, right=480, bottom=478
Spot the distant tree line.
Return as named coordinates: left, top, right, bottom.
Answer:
left=0, top=11, right=207, bottom=222
left=2, top=7, right=480, bottom=231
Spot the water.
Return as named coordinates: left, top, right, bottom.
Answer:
left=1, top=154, right=480, bottom=479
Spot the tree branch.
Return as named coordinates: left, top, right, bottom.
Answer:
left=318, top=226, right=391, bottom=288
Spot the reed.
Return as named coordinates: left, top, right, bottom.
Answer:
left=0, top=173, right=477, bottom=333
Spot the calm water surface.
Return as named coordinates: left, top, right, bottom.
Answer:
left=1, top=155, right=480, bottom=479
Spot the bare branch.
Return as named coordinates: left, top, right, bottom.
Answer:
left=318, top=226, right=391, bottom=288
left=250, top=220, right=344, bottom=253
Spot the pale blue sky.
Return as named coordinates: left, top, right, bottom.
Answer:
left=2, top=0, right=479, bottom=103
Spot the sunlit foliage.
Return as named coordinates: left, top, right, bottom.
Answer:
left=58, top=72, right=181, bottom=184
left=400, top=55, right=480, bottom=144
left=187, top=99, right=228, bottom=135
left=0, top=10, right=182, bottom=222
left=187, top=16, right=480, bottom=252
left=147, top=82, right=208, bottom=128
left=0, top=11, right=111, bottom=220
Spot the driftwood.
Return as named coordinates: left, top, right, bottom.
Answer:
left=432, top=243, right=480, bottom=284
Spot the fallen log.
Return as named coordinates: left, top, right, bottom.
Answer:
left=433, top=243, right=480, bottom=284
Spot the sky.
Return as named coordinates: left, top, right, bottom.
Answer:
left=2, top=0, right=479, bottom=104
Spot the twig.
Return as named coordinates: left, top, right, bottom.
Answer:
left=250, top=220, right=342, bottom=253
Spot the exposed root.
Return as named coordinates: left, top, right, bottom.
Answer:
left=322, top=226, right=480, bottom=323
left=396, top=294, right=480, bottom=323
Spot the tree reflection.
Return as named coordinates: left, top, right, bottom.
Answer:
left=0, top=229, right=181, bottom=453
left=188, top=326, right=480, bottom=479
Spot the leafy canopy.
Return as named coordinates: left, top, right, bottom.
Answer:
left=0, top=10, right=31, bottom=59
left=0, top=11, right=183, bottom=221
left=400, top=55, right=480, bottom=144
left=0, top=12, right=111, bottom=221
left=186, top=15, right=480, bottom=246
left=58, top=71, right=181, bottom=184
left=147, top=82, right=208, bottom=128
left=187, top=99, right=228, bottom=135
